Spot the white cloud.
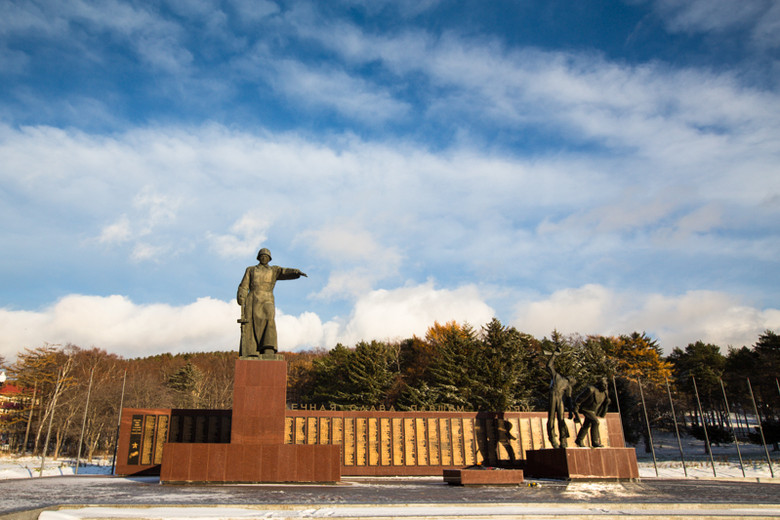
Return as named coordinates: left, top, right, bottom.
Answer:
left=337, top=281, right=495, bottom=346
left=2, top=0, right=193, bottom=73
left=228, top=0, right=279, bottom=23
left=260, top=57, right=410, bottom=123
left=513, top=284, right=780, bottom=352
left=0, top=282, right=493, bottom=360
left=131, top=242, right=168, bottom=262
left=276, top=310, right=340, bottom=351
left=98, top=216, right=132, bottom=244
left=2, top=283, right=778, bottom=363
left=644, top=0, right=780, bottom=49
left=289, top=16, right=780, bottom=173
left=302, top=224, right=404, bottom=300
left=0, top=295, right=237, bottom=361
left=208, top=211, right=271, bottom=258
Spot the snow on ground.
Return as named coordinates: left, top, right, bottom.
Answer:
left=0, top=454, right=112, bottom=480
left=629, top=432, right=780, bottom=479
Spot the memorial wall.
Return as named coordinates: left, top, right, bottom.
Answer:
left=116, top=407, right=624, bottom=476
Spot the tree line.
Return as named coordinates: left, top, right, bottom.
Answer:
left=1, top=319, right=778, bottom=459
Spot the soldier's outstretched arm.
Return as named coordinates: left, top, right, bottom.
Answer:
left=277, top=267, right=307, bottom=280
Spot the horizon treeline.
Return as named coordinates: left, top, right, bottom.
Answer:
left=1, top=318, right=778, bottom=458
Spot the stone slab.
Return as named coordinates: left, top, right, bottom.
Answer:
left=524, top=447, right=639, bottom=481
left=231, top=359, right=287, bottom=445
left=443, top=468, right=525, bottom=486
left=159, top=442, right=341, bottom=483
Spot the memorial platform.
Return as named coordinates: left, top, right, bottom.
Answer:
left=159, top=360, right=341, bottom=483
left=524, top=447, right=639, bottom=480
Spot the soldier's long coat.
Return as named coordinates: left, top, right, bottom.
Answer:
left=237, top=264, right=303, bottom=356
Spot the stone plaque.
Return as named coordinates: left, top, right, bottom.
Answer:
left=451, top=418, right=464, bottom=466
left=380, top=418, right=392, bottom=466
left=427, top=418, right=440, bottom=466
left=403, top=418, right=416, bottom=465
left=356, top=418, right=367, bottom=466
left=415, top=417, right=428, bottom=466
left=367, top=418, right=379, bottom=466
left=319, top=417, right=330, bottom=444
left=530, top=417, right=544, bottom=450
left=153, top=415, right=168, bottom=465
left=355, top=417, right=368, bottom=466
left=306, top=417, right=317, bottom=444
left=295, top=417, right=306, bottom=444
left=392, top=418, right=404, bottom=466
left=440, top=418, right=452, bottom=466
left=284, top=417, right=294, bottom=443
left=127, top=414, right=143, bottom=465
left=332, top=417, right=343, bottom=446
left=463, top=418, right=477, bottom=465
left=344, top=418, right=355, bottom=466
left=140, top=414, right=156, bottom=465
left=519, top=417, right=533, bottom=454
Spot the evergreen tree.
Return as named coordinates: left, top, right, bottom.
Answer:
left=306, top=344, right=354, bottom=407
left=471, top=318, right=535, bottom=411
left=167, top=361, right=203, bottom=408
left=398, top=321, right=478, bottom=410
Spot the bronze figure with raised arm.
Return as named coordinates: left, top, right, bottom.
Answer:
left=545, top=347, right=577, bottom=448
left=237, top=248, right=307, bottom=358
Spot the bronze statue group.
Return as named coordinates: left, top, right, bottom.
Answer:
left=546, top=348, right=610, bottom=448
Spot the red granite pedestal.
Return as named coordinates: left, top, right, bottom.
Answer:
left=160, top=360, right=341, bottom=483
left=443, top=468, right=524, bottom=486
left=524, top=447, right=639, bottom=481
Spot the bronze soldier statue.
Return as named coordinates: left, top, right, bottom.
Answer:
left=237, top=248, right=307, bottom=358
left=573, top=377, right=610, bottom=447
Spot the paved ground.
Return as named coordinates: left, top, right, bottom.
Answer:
left=2, top=476, right=780, bottom=519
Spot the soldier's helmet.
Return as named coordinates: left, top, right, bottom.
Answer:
left=257, top=248, right=272, bottom=261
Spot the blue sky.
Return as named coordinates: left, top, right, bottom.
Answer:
left=1, top=0, right=779, bottom=361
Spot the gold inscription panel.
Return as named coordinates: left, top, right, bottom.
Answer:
left=294, top=417, right=306, bottom=444
left=319, top=417, right=330, bottom=444
left=279, top=413, right=611, bottom=469
left=427, top=418, right=440, bottom=466
left=440, top=418, right=452, bottom=466
left=380, top=418, right=392, bottom=466
left=153, top=415, right=168, bottom=465
left=415, top=418, right=427, bottom=466
left=367, top=418, right=379, bottom=466
left=140, top=414, right=156, bottom=465
left=356, top=418, right=367, bottom=466
left=392, top=418, right=404, bottom=465
left=284, top=418, right=294, bottom=444
left=451, top=418, right=464, bottom=466
left=343, top=418, right=355, bottom=466
left=403, top=418, right=416, bottom=465
left=463, top=418, right=477, bottom=465
left=306, top=417, right=318, bottom=444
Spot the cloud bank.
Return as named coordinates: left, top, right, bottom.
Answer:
left=2, top=283, right=777, bottom=362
